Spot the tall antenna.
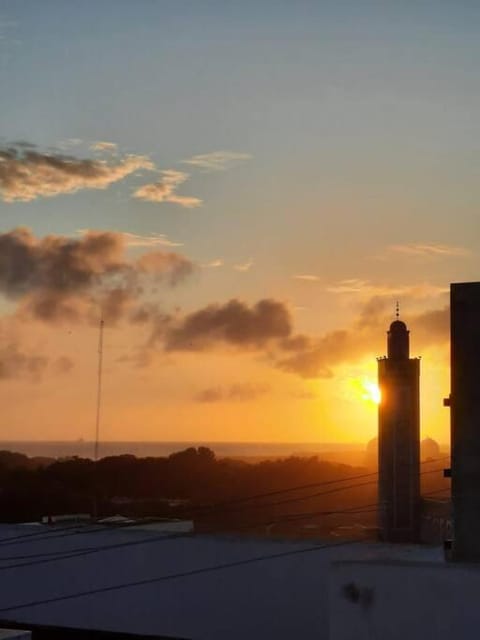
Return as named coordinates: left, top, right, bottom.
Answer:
left=94, top=317, right=104, bottom=461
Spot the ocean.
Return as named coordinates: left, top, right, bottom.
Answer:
left=0, top=440, right=364, bottom=460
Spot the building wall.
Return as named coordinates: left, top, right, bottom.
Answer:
left=330, top=559, right=480, bottom=640
left=450, top=282, right=480, bottom=561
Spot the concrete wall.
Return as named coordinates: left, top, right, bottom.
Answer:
left=329, top=559, right=480, bottom=640
left=450, top=282, right=480, bottom=561
left=0, top=630, right=31, bottom=640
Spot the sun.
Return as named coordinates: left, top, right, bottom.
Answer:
left=348, top=377, right=381, bottom=405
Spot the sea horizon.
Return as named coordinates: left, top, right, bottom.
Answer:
left=0, top=439, right=370, bottom=460
left=0, top=438, right=449, bottom=460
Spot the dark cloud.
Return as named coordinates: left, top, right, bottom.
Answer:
left=141, top=293, right=449, bottom=380
left=0, top=145, right=153, bottom=202
left=276, top=300, right=450, bottom=379
left=0, top=343, right=48, bottom=381
left=164, top=299, right=292, bottom=351
left=414, top=306, right=449, bottom=345
left=195, top=387, right=223, bottom=403
left=136, top=251, right=194, bottom=286
left=0, top=227, right=194, bottom=323
left=195, top=382, right=270, bottom=403
left=52, top=356, right=75, bottom=375
left=276, top=331, right=350, bottom=379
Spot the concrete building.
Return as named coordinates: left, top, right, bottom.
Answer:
left=329, top=556, right=480, bottom=639
left=377, top=315, right=420, bottom=542
left=0, top=523, right=442, bottom=640
left=449, top=281, right=480, bottom=561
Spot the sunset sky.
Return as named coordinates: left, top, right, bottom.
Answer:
left=0, top=1, right=478, bottom=445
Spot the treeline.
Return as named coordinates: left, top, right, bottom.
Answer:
left=0, top=448, right=449, bottom=534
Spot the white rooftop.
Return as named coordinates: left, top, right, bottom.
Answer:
left=0, top=524, right=444, bottom=640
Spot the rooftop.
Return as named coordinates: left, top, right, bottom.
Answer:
left=0, top=524, right=444, bottom=640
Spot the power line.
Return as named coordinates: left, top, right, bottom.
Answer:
left=0, top=523, right=96, bottom=547
left=0, top=457, right=449, bottom=549
left=0, top=531, right=192, bottom=572
left=0, top=537, right=367, bottom=614
left=0, top=472, right=449, bottom=569
left=0, top=485, right=451, bottom=613
left=187, top=456, right=450, bottom=514
left=196, top=466, right=448, bottom=517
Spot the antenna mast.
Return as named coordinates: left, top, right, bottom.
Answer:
left=94, top=317, right=104, bottom=461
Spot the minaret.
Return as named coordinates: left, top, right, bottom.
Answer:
left=377, top=305, right=420, bottom=542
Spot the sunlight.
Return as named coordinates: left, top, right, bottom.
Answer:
left=348, top=377, right=381, bottom=405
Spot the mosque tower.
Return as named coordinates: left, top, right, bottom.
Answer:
left=377, top=305, right=421, bottom=542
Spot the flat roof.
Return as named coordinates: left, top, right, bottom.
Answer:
left=0, top=524, right=444, bottom=640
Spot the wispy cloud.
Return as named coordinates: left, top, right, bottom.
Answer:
left=133, top=170, right=201, bottom=208
left=326, top=279, right=447, bottom=298
left=183, top=151, right=252, bottom=172
left=0, top=143, right=154, bottom=202
left=384, top=243, right=470, bottom=258
left=234, top=259, right=253, bottom=272
left=293, top=274, right=320, bottom=282
left=203, top=259, right=224, bottom=268
left=77, top=230, right=183, bottom=248
left=57, top=138, right=83, bottom=150
left=90, top=141, right=118, bottom=152
left=195, top=382, right=269, bottom=403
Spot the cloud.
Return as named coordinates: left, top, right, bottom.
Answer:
left=163, top=298, right=292, bottom=351
left=77, top=229, right=182, bottom=248
left=52, top=356, right=75, bottom=375
left=294, top=274, right=320, bottom=282
left=90, top=141, right=118, bottom=152
left=133, top=170, right=201, bottom=208
left=57, top=138, right=83, bottom=150
left=0, top=342, right=48, bottom=381
left=234, top=259, right=253, bottom=272
left=203, top=259, right=224, bottom=268
left=135, top=251, right=194, bottom=285
left=133, top=285, right=449, bottom=380
left=326, top=279, right=448, bottom=298
left=0, top=144, right=154, bottom=202
left=0, top=227, right=194, bottom=323
left=195, top=382, right=269, bottom=403
left=276, top=299, right=450, bottom=379
left=414, top=306, right=449, bottom=346
left=277, top=331, right=350, bottom=379
left=379, top=243, right=471, bottom=259
left=182, top=151, right=251, bottom=172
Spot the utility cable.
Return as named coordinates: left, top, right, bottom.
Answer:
left=0, top=537, right=368, bottom=614
left=0, top=456, right=449, bottom=549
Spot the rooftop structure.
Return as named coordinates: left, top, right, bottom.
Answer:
left=0, top=524, right=441, bottom=640
left=449, top=282, right=480, bottom=561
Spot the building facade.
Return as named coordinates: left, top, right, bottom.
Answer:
left=377, top=318, right=420, bottom=542
left=449, top=282, right=480, bottom=561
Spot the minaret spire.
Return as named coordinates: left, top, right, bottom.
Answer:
left=377, top=311, right=420, bottom=542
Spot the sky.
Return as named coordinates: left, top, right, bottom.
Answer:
left=0, top=0, right=478, bottom=445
